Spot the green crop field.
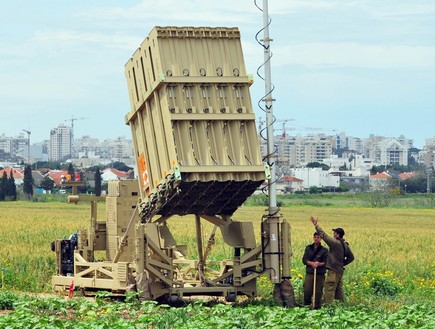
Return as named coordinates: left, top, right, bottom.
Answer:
left=0, top=198, right=434, bottom=327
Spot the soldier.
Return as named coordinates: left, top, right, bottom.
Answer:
left=310, top=216, right=354, bottom=304
left=302, top=232, right=328, bottom=309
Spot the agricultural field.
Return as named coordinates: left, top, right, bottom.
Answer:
left=0, top=198, right=434, bottom=327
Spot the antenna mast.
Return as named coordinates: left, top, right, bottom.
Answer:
left=262, top=0, right=277, bottom=213
left=257, top=0, right=296, bottom=306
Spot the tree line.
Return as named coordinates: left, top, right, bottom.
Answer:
left=0, top=170, right=17, bottom=201
left=0, top=163, right=105, bottom=202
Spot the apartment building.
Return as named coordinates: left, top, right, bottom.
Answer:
left=378, top=139, right=408, bottom=166
left=49, top=124, right=72, bottom=161
left=269, top=134, right=335, bottom=167
left=0, top=133, right=28, bottom=160
left=335, top=132, right=363, bottom=154
left=422, top=137, right=435, bottom=169
left=74, top=136, right=134, bottom=160
left=291, top=167, right=340, bottom=189
left=302, top=134, right=335, bottom=165
left=362, top=135, right=411, bottom=166
left=323, top=154, right=375, bottom=178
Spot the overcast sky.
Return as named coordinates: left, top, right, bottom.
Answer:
left=1, top=1, right=434, bottom=148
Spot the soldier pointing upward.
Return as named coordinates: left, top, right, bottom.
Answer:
left=310, top=215, right=355, bottom=304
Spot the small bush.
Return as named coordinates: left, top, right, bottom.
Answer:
left=371, top=276, right=402, bottom=296
left=0, top=292, right=19, bottom=310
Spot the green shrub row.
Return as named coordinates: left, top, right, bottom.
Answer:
left=0, top=292, right=434, bottom=328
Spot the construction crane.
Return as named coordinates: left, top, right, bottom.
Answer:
left=275, top=119, right=295, bottom=137
left=283, top=121, right=337, bottom=133
left=257, top=118, right=295, bottom=137
left=65, top=116, right=88, bottom=144
left=22, top=129, right=31, bottom=164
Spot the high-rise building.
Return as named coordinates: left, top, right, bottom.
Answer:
left=335, top=132, right=363, bottom=154
left=289, top=134, right=335, bottom=166
left=422, top=137, right=435, bottom=169
left=49, top=124, right=72, bottom=161
left=261, top=133, right=335, bottom=167
left=0, top=133, right=28, bottom=160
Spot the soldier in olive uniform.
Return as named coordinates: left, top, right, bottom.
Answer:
left=302, top=232, right=328, bottom=309
left=310, top=215, right=355, bottom=304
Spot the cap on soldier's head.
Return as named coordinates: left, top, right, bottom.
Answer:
left=333, top=228, right=345, bottom=237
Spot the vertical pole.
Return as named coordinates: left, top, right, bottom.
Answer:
left=71, top=118, right=74, bottom=158
left=312, top=267, right=317, bottom=309
left=91, top=200, right=97, bottom=221
left=27, top=134, right=30, bottom=164
left=22, top=130, right=31, bottom=164
left=195, top=215, right=205, bottom=282
left=263, top=0, right=276, bottom=211
left=262, top=0, right=280, bottom=284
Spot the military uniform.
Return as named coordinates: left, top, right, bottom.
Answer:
left=314, top=224, right=354, bottom=304
left=302, top=242, right=328, bottom=309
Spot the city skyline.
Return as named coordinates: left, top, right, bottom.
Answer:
left=1, top=1, right=434, bottom=148
left=1, top=123, right=422, bottom=151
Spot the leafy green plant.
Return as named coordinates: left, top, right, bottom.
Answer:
left=371, top=275, right=403, bottom=296
left=1, top=294, right=434, bottom=328
left=0, top=292, right=19, bottom=310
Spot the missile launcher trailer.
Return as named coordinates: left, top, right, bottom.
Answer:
left=52, top=26, right=292, bottom=304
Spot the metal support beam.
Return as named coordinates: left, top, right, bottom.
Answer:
left=195, top=215, right=205, bottom=283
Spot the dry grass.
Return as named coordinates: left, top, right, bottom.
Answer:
left=168, top=206, right=434, bottom=280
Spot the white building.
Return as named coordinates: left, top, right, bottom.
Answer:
left=351, top=155, right=376, bottom=176
left=291, top=167, right=339, bottom=189
left=378, top=139, right=408, bottom=166
left=322, top=154, right=349, bottom=170
left=269, top=134, right=335, bottom=167
left=0, top=133, right=28, bottom=160
left=49, top=124, right=72, bottom=161
left=335, top=132, right=363, bottom=154
left=362, top=135, right=411, bottom=166
left=422, top=137, right=435, bottom=169
left=74, top=136, right=134, bottom=161
left=101, top=168, right=132, bottom=182
left=323, top=155, right=374, bottom=186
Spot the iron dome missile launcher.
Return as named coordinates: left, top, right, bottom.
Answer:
left=52, top=26, right=292, bottom=303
